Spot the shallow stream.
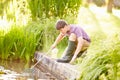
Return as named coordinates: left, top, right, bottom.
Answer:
left=0, top=59, right=35, bottom=79
left=0, top=59, right=58, bottom=80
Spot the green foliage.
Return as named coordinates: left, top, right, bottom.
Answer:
left=0, top=0, right=31, bottom=25
left=27, top=0, right=81, bottom=19
left=78, top=35, right=120, bottom=80
left=0, top=1, right=120, bottom=79
left=0, top=23, right=42, bottom=61
left=0, top=9, right=77, bottom=61
left=0, top=0, right=11, bottom=16
left=76, top=6, right=120, bottom=80
left=26, top=18, right=59, bottom=52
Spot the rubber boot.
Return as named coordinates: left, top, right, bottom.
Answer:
left=57, top=41, right=76, bottom=63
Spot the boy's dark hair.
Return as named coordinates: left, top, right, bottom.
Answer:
left=55, top=20, right=68, bottom=30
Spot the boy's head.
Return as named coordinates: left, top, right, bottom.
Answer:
left=55, top=20, right=68, bottom=30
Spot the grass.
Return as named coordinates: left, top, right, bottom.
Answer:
left=0, top=0, right=80, bottom=60
left=27, top=0, right=81, bottom=19
left=75, top=5, right=120, bottom=80
left=0, top=1, right=120, bottom=79
left=0, top=14, right=77, bottom=61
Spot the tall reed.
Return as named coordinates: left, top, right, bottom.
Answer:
left=27, top=0, right=81, bottom=19
left=0, top=24, right=40, bottom=61
left=0, top=17, right=57, bottom=61
left=78, top=33, right=120, bottom=80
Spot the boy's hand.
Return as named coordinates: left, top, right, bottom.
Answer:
left=51, top=44, right=56, bottom=50
left=69, top=54, right=77, bottom=64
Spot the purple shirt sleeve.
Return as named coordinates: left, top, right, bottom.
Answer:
left=74, top=27, right=83, bottom=38
left=67, top=24, right=91, bottom=42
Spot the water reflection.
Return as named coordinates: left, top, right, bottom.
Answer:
left=0, top=59, right=57, bottom=79
left=0, top=59, right=35, bottom=79
left=0, top=59, right=34, bottom=73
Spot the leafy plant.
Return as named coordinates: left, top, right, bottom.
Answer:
left=27, top=0, right=81, bottom=19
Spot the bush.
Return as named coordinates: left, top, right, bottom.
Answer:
left=93, top=0, right=105, bottom=7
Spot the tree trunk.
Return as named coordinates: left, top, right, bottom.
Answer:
left=107, top=0, right=113, bottom=13
left=87, top=0, right=92, bottom=3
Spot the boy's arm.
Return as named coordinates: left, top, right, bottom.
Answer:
left=52, top=33, right=65, bottom=49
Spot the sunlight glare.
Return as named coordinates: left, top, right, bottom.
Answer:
left=0, top=19, right=12, bottom=33
left=77, top=5, right=120, bottom=37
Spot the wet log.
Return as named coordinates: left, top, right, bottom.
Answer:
left=34, top=52, right=80, bottom=80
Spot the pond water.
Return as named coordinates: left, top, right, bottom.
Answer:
left=0, top=59, right=35, bottom=79
left=0, top=59, right=57, bottom=80
left=0, top=59, right=33, bottom=73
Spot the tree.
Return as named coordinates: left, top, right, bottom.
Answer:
left=107, top=0, right=113, bottom=13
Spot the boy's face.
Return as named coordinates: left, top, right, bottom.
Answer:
left=59, top=25, right=67, bottom=34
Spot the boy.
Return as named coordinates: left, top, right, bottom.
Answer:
left=51, top=20, right=91, bottom=63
